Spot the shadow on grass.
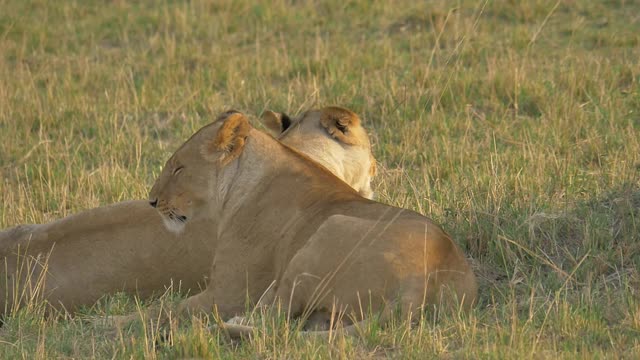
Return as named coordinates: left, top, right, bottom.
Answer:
left=469, top=182, right=640, bottom=305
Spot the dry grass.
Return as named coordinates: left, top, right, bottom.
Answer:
left=1, top=0, right=639, bottom=358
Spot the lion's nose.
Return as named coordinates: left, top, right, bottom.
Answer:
left=149, top=199, right=158, bottom=208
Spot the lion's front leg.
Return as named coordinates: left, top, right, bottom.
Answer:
left=204, top=248, right=276, bottom=321
left=176, top=288, right=216, bottom=317
left=206, top=281, right=253, bottom=320
left=174, top=276, right=246, bottom=321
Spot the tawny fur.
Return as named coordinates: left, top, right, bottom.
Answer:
left=0, top=107, right=376, bottom=315
left=150, top=109, right=477, bottom=334
left=205, top=113, right=251, bottom=166
left=263, top=107, right=376, bottom=199
left=319, top=106, right=363, bottom=146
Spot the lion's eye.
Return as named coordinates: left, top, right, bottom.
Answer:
left=173, top=166, right=184, bottom=175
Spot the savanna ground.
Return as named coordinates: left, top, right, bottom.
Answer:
left=0, top=0, right=639, bottom=358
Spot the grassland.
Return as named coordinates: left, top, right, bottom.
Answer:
left=0, top=0, right=639, bottom=358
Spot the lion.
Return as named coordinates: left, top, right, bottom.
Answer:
left=0, top=107, right=376, bottom=316
left=260, top=109, right=376, bottom=199
left=148, top=108, right=477, bottom=335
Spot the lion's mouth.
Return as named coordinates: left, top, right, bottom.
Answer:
left=168, top=212, right=188, bottom=223
left=160, top=210, right=188, bottom=234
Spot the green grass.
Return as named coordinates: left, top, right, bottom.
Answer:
left=1, top=0, right=639, bottom=358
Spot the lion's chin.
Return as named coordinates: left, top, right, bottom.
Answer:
left=162, top=217, right=186, bottom=234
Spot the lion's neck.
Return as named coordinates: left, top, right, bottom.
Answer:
left=213, top=131, right=275, bottom=217
left=215, top=129, right=359, bottom=250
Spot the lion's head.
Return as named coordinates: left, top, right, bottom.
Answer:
left=260, top=106, right=376, bottom=199
left=148, top=110, right=250, bottom=233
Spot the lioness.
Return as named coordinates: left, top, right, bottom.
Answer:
left=0, top=107, right=376, bottom=316
left=150, top=108, right=477, bottom=333
left=260, top=109, right=376, bottom=199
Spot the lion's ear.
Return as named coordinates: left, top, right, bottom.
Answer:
left=260, top=110, right=292, bottom=134
left=320, top=106, right=362, bottom=145
left=202, top=112, right=251, bottom=165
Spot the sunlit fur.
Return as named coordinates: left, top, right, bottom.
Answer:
left=260, top=106, right=376, bottom=199
left=150, top=109, right=477, bottom=335
left=0, top=108, right=378, bottom=315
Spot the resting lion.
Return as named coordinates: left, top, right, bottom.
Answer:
left=149, top=108, right=477, bottom=335
left=0, top=107, right=376, bottom=316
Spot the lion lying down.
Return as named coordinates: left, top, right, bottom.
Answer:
left=147, top=108, right=477, bottom=335
left=0, top=107, right=376, bottom=316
